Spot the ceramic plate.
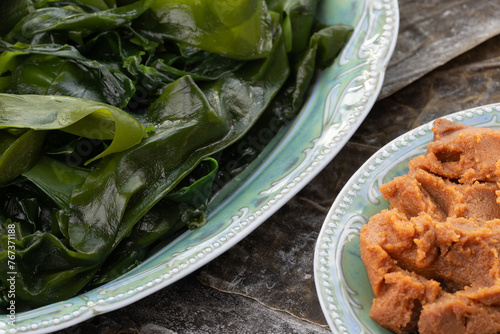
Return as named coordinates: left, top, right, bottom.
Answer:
left=2, top=0, right=398, bottom=333
left=314, top=104, right=500, bottom=333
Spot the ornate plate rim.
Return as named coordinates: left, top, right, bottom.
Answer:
left=1, top=0, right=399, bottom=333
left=314, top=103, right=500, bottom=333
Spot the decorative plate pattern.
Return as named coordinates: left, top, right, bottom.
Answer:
left=314, top=104, right=500, bottom=334
left=0, top=0, right=398, bottom=332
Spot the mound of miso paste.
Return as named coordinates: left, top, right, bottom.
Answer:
left=360, top=119, right=500, bottom=334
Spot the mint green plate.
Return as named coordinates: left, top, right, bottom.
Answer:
left=314, top=105, right=500, bottom=333
left=0, top=0, right=398, bottom=333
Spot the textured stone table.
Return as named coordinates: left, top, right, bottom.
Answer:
left=61, top=0, right=500, bottom=333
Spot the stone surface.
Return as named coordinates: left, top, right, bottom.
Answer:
left=63, top=1, right=500, bottom=333
left=198, top=142, right=378, bottom=326
left=354, top=33, right=500, bottom=147
left=58, top=275, right=331, bottom=334
left=380, top=0, right=500, bottom=99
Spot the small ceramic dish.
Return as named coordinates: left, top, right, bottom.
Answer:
left=314, top=104, right=500, bottom=333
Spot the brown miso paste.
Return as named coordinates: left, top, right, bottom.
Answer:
left=360, top=119, right=500, bottom=334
